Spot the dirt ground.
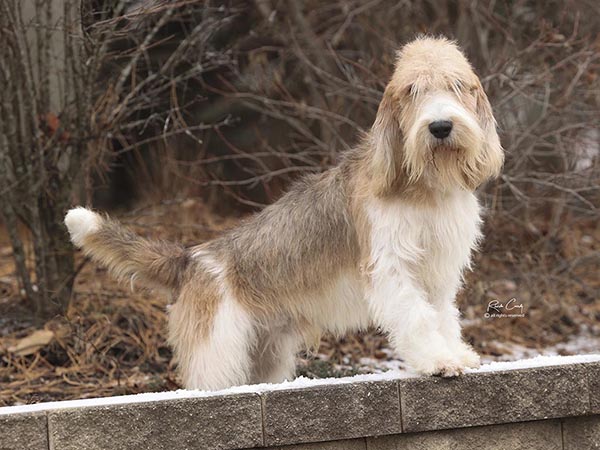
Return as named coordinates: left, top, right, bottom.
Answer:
left=1, top=201, right=598, bottom=406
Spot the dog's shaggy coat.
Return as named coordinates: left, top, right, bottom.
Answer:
left=65, top=37, right=503, bottom=390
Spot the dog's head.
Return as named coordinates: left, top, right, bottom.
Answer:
left=369, top=36, right=504, bottom=195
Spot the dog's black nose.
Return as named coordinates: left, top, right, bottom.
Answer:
left=428, top=120, right=453, bottom=139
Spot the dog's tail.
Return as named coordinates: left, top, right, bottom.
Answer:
left=64, top=207, right=190, bottom=290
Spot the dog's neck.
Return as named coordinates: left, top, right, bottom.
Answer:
left=381, top=180, right=470, bottom=207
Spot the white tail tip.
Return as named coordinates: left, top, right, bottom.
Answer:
left=64, top=207, right=101, bottom=247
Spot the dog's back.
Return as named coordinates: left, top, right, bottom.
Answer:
left=65, top=165, right=367, bottom=389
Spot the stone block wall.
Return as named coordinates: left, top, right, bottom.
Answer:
left=1, top=361, right=599, bottom=450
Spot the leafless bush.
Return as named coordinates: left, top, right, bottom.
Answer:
left=105, top=0, right=598, bottom=330
left=0, top=0, right=234, bottom=319
left=2, top=0, right=597, bottom=325
left=0, top=2, right=597, bottom=403
left=0, top=0, right=93, bottom=319
left=109, top=1, right=598, bottom=209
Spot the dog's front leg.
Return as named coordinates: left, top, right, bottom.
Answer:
left=434, top=297, right=481, bottom=370
left=368, top=267, right=467, bottom=377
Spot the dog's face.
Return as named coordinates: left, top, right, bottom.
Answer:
left=370, top=37, right=504, bottom=194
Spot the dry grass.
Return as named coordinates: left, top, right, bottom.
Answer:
left=0, top=202, right=598, bottom=406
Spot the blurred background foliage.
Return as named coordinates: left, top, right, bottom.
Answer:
left=0, top=0, right=598, bottom=404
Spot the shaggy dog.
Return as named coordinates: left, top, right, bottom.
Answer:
left=65, top=37, right=503, bottom=390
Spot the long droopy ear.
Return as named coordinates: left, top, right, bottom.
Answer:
left=369, top=86, right=404, bottom=196
left=472, top=79, right=504, bottom=186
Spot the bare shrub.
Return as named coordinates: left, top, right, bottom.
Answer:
left=107, top=1, right=598, bottom=336
left=0, top=0, right=234, bottom=319
left=1, top=0, right=597, bottom=406
left=0, top=0, right=94, bottom=319
left=1, top=0, right=597, bottom=335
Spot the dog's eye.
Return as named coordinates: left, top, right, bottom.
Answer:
left=406, top=84, right=416, bottom=96
left=453, top=80, right=464, bottom=92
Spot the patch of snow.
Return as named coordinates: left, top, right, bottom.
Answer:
left=0, top=370, right=408, bottom=416
left=477, top=332, right=600, bottom=364
left=467, top=353, right=600, bottom=373
left=358, top=356, right=410, bottom=373
left=1, top=353, right=598, bottom=416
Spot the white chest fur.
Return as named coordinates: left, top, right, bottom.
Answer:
left=366, top=190, right=482, bottom=300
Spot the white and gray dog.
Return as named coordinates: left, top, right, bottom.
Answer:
left=65, top=36, right=504, bottom=390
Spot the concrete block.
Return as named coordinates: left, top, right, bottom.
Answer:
left=255, top=438, right=367, bottom=450
left=0, top=412, right=48, bottom=450
left=563, top=415, right=600, bottom=450
left=262, top=381, right=401, bottom=446
left=366, top=419, right=562, bottom=450
left=400, top=364, right=589, bottom=432
left=589, top=362, right=600, bottom=414
left=48, top=393, right=263, bottom=450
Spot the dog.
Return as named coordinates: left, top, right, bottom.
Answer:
left=65, top=36, right=503, bottom=390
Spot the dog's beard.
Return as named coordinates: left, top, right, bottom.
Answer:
left=403, top=116, right=486, bottom=190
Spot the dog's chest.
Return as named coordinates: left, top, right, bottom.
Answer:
left=367, top=191, right=482, bottom=270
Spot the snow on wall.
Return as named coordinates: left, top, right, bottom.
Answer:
left=1, top=353, right=598, bottom=416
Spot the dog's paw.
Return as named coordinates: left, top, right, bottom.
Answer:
left=409, top=355, right=465, bottom=378
left=431, top=360, right=465, bottom=378
left=454, top=343, right=481, bottom=369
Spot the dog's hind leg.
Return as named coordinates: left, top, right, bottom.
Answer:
left=251, top=327, right=300, bottom=384
left=168, top=288, right=256, bottom=391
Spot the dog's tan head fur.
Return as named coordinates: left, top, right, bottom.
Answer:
left=368, top=36, right=503, bottom=197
